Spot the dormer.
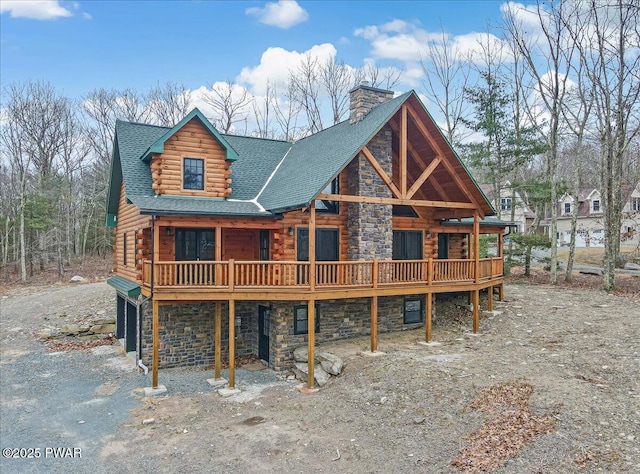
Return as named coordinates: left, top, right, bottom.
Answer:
left=560, top=194, right=574, bottom=215
left=141, top=109, right=238, bottom=199
left=586, top=189, right=602, bottom=214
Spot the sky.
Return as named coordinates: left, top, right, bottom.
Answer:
left=0, top=0, right=511, bottom=97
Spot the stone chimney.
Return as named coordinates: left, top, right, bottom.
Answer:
left=349, top=83, right=394, bottom=123
left=346, top=83, right=395, bottom=260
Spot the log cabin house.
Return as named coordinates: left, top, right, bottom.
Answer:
left=106, top=85, right=508, bottom=389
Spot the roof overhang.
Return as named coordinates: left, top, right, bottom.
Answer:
left=107, top=276, right=141, bottom=297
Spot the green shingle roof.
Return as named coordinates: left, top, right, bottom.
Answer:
left=258, top=92, right=411, bottom=211
left=107, top=91, right=482, bottom=220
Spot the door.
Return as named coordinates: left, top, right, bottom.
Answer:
left=437, top=233, right=449, bottom=259
left=392, top=230, right=423, bottom=260
left=258, top=305, right=270, bottom=362
left=175, top=229, right=215, bottom=284
left=175, top=229, right=215, bottom=260
left=116, top=294, right=125, bottom=339
left=125, top=301, right=137, bottom=353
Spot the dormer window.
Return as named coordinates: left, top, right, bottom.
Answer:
left=501, top=197, right=512, bottom=211
left=183, top=157, right=204, bottom=190
left=592, top=199, right=600, bottom=212
left=633, top=197, right=640, bottom=211
left=564, top=202, right=571, bottom=214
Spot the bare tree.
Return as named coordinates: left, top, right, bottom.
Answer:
left=272, top=81, right=302, bottom=141
left=504, top=0, right=578, bottom=285
left=147, top=81, right=192, bottom=127
left=359, top=62, right=403, bottom=91
left=321, top=57, right=356, bottom=125
left=202, top=80, right=252, bottom=134
left=290, top=53, right=324, bottom=134
left=566, top=0, right=640, bottom=290
left=421, top=28, right=473, bottom=144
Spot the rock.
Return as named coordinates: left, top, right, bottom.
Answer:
left=292, top=362, right=330, bottom=386
left=38, top=329, right=58, bottom=339
left=70, top=275, right=85, bottom=283
left=142, top=418, right=155, bottom=425
left=317, top=351, right=344, bottom=375
left=624, top=262, right=640, bottom=271
left=60, top=324, right=90, bottom=336
left=89, top=323, right=116, bottom=334
left=579, top=269, right=603, bottom=276
left=92, top=318, right=116, bottom=325
left=314, top=365, right=330, bottom=387
left=293, top=346, right=310, bottom=362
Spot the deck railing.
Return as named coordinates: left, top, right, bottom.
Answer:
left=142, top=257, right=503, bottom=290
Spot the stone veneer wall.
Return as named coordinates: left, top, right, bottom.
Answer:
left=270, top=296, right=421, bottom=371
left=140, top=301, right=262, bottom=369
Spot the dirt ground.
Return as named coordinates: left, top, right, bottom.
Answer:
left=1, top=271, right=639, bottom=473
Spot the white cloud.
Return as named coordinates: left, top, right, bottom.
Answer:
left=356, top=19, right=510, bottom=66
left=0, top=0, right=73, bottom=20
left=82, top=12, right=92, bottom=20
left=237, top=43, right=337, bottom=95
left=246, top=0, right=308, bottom=29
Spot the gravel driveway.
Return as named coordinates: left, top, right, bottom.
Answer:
left=2, top=280, right=640, bottom=473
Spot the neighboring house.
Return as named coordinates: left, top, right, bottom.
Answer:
left=479, top=181, right=536, bottom=233
left=105, top=85, right=508, bottom=390
left=543, top=182, right=640, bottom=247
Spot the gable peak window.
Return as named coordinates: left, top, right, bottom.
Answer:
left=592, top=199, right=600, bottom=212
left=564, top=202, right=571, bottom=214
left=183, top=157, right=204, bottom=190
left=316, top=177, right=339, bottom=214
left=633, top=197, right=640, bottom=211
left=500, top=197, right=512, bottom=211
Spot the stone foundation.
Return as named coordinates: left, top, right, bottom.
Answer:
left=140, top=301, right=262, bottom=369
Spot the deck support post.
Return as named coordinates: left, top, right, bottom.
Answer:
left=370, top=295, right=378, bottom=352
left=214, top=301, right=221, bottom=379
left=307, top=298, right=315, bottom=388
left=309, top=201, right=316, bottom=292
left=425, top=293, right=432, bottom=342
left=228, top=299, right=235, bottom=388
left=487, top=286, right=493, bottom=312
left=152, top=299, right=159, bottom=388
left=472, top=290, right=479, bottom=333
left=474, top=213, right=480, bottom=284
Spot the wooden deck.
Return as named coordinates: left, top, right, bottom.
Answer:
left=141, top=257, right=503, bottom=300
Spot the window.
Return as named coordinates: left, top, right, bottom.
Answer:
left=393, top=230, right=423, bottom=260
left=123, top=232, right=127, bottom=266
left=297, top=228, right=339, bottom=261
left=392, top=205, right=419, bottom=218
left=500, top=197, right=512, bottom=211
left=176, top=229, right=215, bottom=260
left=632, top=197, right=640, bottom=211
left=404, top=298, right=424, bottom=324
left=259, top=230, right=270, bottom=261
left=564, top=202, right=571, bottom=214
left=592, top=199, right=600, bottom=212
left=316, top=177, right=339, bottom=214
left=183, top=157, right=204, bottom=190
left=294, top=304, right=320, bottom=335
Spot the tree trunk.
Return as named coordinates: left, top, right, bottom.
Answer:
left=565, top=192, right=580, bottom=282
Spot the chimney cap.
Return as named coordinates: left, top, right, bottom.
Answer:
left=348, top=83, right=394, bottom=95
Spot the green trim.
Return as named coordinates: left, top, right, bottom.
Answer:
left=105, top=134, right=123, bottom=222
left=140, top=108, right=238, bottom=162
left=107, top=276, right=141, bottom=297
left=105, top=213, right=117, bottom=227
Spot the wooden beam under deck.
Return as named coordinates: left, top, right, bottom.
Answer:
left=149, top=278, right=504, bottom=302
